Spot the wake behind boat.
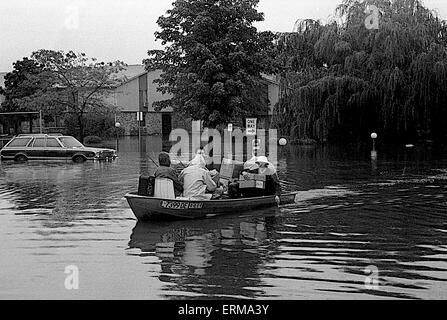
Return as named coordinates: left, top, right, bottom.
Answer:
left=125, top=192, right=298, bottom=221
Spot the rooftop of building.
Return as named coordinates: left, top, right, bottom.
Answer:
left=115, top=64, right=146, bottom=81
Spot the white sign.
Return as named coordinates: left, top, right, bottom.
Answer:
left=137, top=112, right=143, bottom=122
left=228, top=124, right=233, bottom=132
left=246, top=118, right=257, bottom=136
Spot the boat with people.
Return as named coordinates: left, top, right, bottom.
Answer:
left=125, top=150, right=297, bottom=221
left=125, top=192, right=298, bottom=221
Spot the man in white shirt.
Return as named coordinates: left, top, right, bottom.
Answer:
left=179, top=153, right=223, bottom=200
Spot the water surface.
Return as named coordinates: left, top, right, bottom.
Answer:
left=0, top=137, right=446, bottom=299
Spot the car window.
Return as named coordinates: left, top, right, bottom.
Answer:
left=7, top=138, right=32, bottom=147
left=59, top=137, right=83, bottom=148
left=47, top=138, right=62, bottom=148
left=33, top=138, right=46, bottom=148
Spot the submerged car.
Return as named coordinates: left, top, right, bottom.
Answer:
left=0, top=134, right=117, bottom=163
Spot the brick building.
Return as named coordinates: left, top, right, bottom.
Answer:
left=110, top=65, right=280, bottom=136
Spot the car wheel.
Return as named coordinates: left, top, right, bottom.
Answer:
left=15, top=155, right=28, bottom=162
left=72, top=155, right=86, bottom=163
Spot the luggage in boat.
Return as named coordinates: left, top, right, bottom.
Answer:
left=239, top=179, right=266, bottom=189
left=154, top=178, right=175, bottom=199
left=138, top=175, right=155, bottom=196
left=241, top=173, right=267, bottom=182
left=219, top=159, right=245, bottom=186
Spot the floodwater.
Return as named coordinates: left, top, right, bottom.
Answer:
left=0, top=136, right=446, bottom=300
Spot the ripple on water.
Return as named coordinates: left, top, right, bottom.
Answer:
left=0, top=141, right=446, bottom=299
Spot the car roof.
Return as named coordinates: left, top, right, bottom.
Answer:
left=15, top=133, right=65, bottom=138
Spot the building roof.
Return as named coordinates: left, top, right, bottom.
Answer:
left=1, top=66, right=279, bottom=90
left=115, top=64, right=146, bottom=82
left=0, top=66, right=145, bottom=89
left=260, top=73, right=279, bottom=85
left=114, top=65, right=279, bottom=88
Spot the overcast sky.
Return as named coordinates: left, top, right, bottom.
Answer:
left=1, top=0, right=446, bottom=71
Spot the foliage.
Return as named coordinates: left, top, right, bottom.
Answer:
left=144, top=0, right=276, bottom=127
left=0, top=57, right=43, bottom=112
left=83, top=135, right=103, bottom=144
left=64, top=113, right=122, bottom=139
left=4, top=50, right=126, bottom=142
left=274, top=0, right=447, bottom=143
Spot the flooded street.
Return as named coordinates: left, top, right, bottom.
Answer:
left=0, top=137, right=446, bottom=300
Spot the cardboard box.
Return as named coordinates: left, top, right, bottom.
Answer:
left=243, top=173, right=267, bottom=181
left=239, top=180, right=256, bottom=189
left=238, top=179, right=266, bottom=189
left=243, top=173, right=256, bottom=180
left=255, top=181, right=266, bottom=189
left=219, top=158, right=234, bottom=180
left=233, top=162, right=244, bottom=178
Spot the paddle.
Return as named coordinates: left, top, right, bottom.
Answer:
left=172, top=153, right=187, bottom=169
left=147, top=154, right=159, bottom=167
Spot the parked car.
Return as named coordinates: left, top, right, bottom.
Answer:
left=0, top=134, right=117, bottom=163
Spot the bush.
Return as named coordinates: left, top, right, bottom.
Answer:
left=291, top=138, right=318, bottom=145
left=64, top=113, right=118, bottom=139
left=104, top=126, right=125, bottom=138
left=84, top=135, right=103, bottom=144
left=129, top=128, right=139, bottom=136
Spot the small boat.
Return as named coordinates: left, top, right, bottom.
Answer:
left=125, top=192, right=298, bottom=221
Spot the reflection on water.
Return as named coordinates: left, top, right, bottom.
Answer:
left=0, top=137, right=446, bottom=299
left=128, top=210, right=277, bottom=299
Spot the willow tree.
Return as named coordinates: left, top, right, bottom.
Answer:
left=275, top=0, right=447, bottom=143
left=144, top=0, right=276, bottom=127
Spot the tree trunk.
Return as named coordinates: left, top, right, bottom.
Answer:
left=29, top=114, right=33, bottom=133
left=14, top=115, right=19, bottom=135
left=77, top=114, right=84, bottom=143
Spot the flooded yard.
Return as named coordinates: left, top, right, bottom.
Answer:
left=0, top=137, right=446, bottom=299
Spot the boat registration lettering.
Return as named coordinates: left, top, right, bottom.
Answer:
left=161, top=201, right=203, bottom=210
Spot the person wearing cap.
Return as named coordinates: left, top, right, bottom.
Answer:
left=254, top=156, right=277, bottom=175
left=228, top=156, right=281, bottom=200
left=243, top=148, right=260, bottom=170
left=255, top=156, right=281, bottom=197
left=179, top=153, right=224, bottom=200
left=154, top=152, right=184, bottom=197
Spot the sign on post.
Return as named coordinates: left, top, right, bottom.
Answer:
left=137, top=112, right=143, bottom=122
left=246, top=118, right=257, bottom=136
left=228, top=123, right=233, bottom=132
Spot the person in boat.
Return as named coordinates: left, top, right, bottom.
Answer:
left=244, top=154, right=258, bottom=170
left=154, top=152, right=183, bottom=197
left=254, top=156, right=281, bottom=196
left=179, top=153, right=224, bottom=200
left=228, top=156, right=281, bottom=200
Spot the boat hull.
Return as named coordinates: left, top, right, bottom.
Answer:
left=125, top=192, right=297, bottom=221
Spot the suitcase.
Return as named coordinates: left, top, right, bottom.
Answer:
left=138, top=175, right=155, bottom=196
